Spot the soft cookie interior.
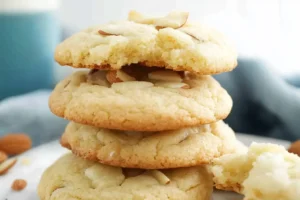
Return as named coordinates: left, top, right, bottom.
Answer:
left=211, top=143, right=300, bottom=200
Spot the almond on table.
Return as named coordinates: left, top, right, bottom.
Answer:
left=0, top=133, right=32, bottom=155
left=11, top=179, right=27, bottom=191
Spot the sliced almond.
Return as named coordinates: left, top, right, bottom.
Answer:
left=98, top=29, right=119, bottom=36
left=11, top=179, right=27, bottom=191
left=0, top=158, right=17, bottom=175
left=0, top=151, right=7, bottom=163
left=87, top=70, right=110, bottom=87
left=106, top=70, right=136, bottom=84
left=148, top=70, right=182, bottom=82
left=179, top=29, right=205, bottom=42
left=128, top=10, right=189, bottom=29
left=116, top=70, right=136, bottom=81
left=98, top=22, right=132, bottom=37
left=155, top=11, right=189, bottom=29
left=112, top=81, right=153, bottom=90
left=150, top=170, right=170, bottom=185
left=128, top=10, right=156, bottom=24
left=106, top=71, right=122, bottom=84
left=155, top=81, right=190, bottom=89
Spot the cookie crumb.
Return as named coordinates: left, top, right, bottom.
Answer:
left=20, top=157, right=31, bottom=166
left=11, top=179, right=27, bottom=191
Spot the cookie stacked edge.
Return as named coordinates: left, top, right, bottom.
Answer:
left=38, top=10, right=240, bottom=200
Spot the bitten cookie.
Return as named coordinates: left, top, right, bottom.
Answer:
left=49, top=69, right=232, bottom=131
left=38, top=154, right=213, bottom=200
left=211, top=143, right=300, bottom=200
left=55, top=11, right=237, bottom=75
left=61, top=121, right=238, bottom=169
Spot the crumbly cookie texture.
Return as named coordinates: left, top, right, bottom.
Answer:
left=61, top=121, right=238, bottom=169
left=49, top=70, right=232, bottom=131
left=38, top=154, right=213, bottom=200
left=211, top=143, right=300, bottom=200
left=55, top=11, right=237, bottom=75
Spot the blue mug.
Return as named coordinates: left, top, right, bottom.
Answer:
left=0, top=0, right=60, bottom=100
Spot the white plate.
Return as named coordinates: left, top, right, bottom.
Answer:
left=0, top=133, right=290, bottom=200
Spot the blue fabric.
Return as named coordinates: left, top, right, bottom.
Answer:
left=0, top=91, right=68, bottom=147
left=215, top=58, right=300, bottom=141
left=0, top=58, right=299, bottom=146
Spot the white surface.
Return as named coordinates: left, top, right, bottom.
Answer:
left=0, top=134, right=291, bottom=200
left=0, top=0, right=60, bottom=12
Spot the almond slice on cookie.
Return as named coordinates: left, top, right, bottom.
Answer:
left=148, top=70, right=182, bottom=82
left=155, top=81, right=190, bottom=89
left=106, top=70, right=136, bottom=84
left=128, top=10, right=189, bottom=29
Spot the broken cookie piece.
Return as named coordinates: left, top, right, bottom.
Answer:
left=211, top=143, right=300, bottom=200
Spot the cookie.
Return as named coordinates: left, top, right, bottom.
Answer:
left=38, top=153, right=213, bottom=200
left=61, top=121, right=238, bottom=169
left=211, top=143, right=300, bottom=200
left=49, top=69, right=232, bottom=131
left=55, top=11, right=237, bottom=75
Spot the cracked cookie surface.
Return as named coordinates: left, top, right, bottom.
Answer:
left=61, top=121, right=238, bottom=169
left=49, top=70, right=232, bottom=131
left=55, top=11, right=237, bottom=75
left=38, top=153, right=213, bottom=200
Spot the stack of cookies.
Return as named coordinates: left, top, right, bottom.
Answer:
left=38, top=11, right=239, bottom=200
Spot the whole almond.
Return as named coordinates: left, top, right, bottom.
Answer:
left=0, top=134, right=32, bottom=155
left=288, top=140, right=300, bottom=156
left=11, top=179, right=27, bottom=191
left=0, top=151, right=8, bottom=163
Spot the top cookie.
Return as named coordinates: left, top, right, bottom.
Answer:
left=55, top=11, right=237, bottom=75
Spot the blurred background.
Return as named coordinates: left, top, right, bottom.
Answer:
left=1, top=0, right=300, bottom=146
